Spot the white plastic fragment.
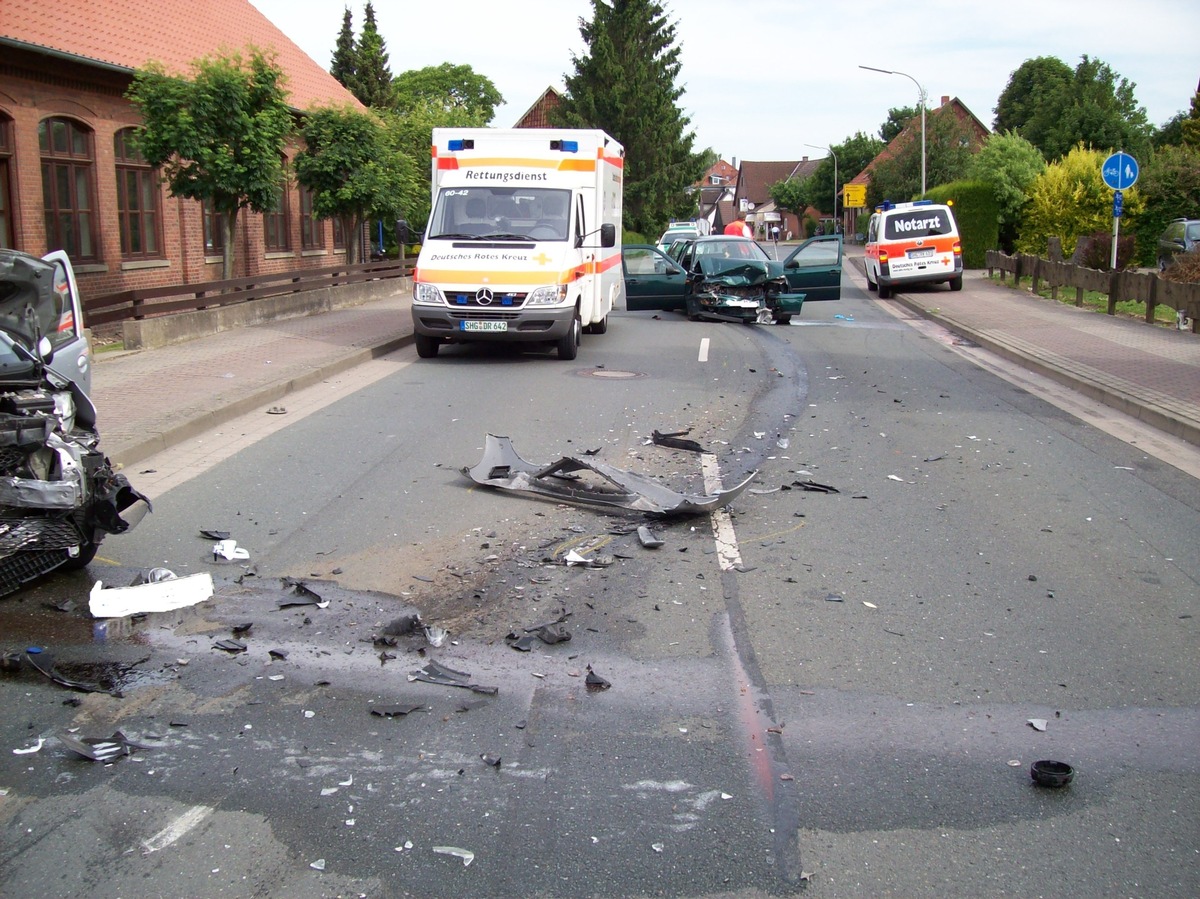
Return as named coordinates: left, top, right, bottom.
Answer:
left=309, top=858, right=325, bottom=871
left=1027, top=718, right=1048, bottom=732
left=888, top=475, right=904, bottom=482
left=651, top=842, right=665, bottom=853
left=433, top=845, right=474, bottom=867
left=13, top=737, right=44, bottom=755
left=89, top=572, right=215, bottom=618
left=424, top=626, right=449, bottom=648
left=862, top=601, right=877, bottom=609
left=212, top=539, right=250, bottom=560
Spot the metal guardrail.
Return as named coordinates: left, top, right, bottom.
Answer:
left=86, top=259, right=413, bottom=327
left=985, top=250, right=1200, bottom=333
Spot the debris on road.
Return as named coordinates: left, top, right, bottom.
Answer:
left=637, top=526, right=664, bottom=548
left=1027, top=718, right=1048, bottom=732
left=23, top=648, right=113, bottom=694
left=432, top=845, right=475, bottom=867
left=564, top=549, right=613, bottom=568
left=409, top=660, right=498, bottom=695
left=57, top=729, right=151, bottom=762
left=585, top=665, right=611, bottom=692
left=276, top=578, right=328, bottom=609
left=89, top=571, right=215, bottom=618
left=463, top=434, right=756, bottom=515
left=213, top=639, right=247, bottom=654
left=212, top=538, right=250, bottom=561
left=793, top=479, right=839, bottom=494
left=13, top=737, right=44, bottom=755
left=370, top=704, right=427, bottom=718
left=650, top=429, right=706, bottom=453
left=1030, top=759, right=1074, bottom=787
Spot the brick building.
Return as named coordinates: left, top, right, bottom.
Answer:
left=0, top=0, right=362, bottom=299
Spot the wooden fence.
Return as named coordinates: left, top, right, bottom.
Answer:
left=86, top=259, right=413, bottom=327
left=985, top=251, right=1200, bottom=333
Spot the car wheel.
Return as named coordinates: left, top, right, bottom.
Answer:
left=773, top=313, right=792, bottom=325
left=866, top=266, right=877, bottom=291
left=415, top=334, right=440, bottom=358
left=60, top=540, right=99, bottom=571
left=685, top=295, right=702, bottom=322
left=557, top=316, right=581, bottom=360
left=586, top=315, right=608, bottom=335
left=949, top=275, right=963, bottom=291
left=878, top=282, right=892, bottom=299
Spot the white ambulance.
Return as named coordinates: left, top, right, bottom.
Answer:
left=411, top=129, right=624, bottom=360
left=863, top=200, right=962, bottom=298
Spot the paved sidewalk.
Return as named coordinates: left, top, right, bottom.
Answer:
left=89, top=257, right=1200, bottom=470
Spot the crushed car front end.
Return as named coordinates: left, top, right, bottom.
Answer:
left=691, top=260, right=805, bottom=324
left=0, top=249, right=149, bottom=597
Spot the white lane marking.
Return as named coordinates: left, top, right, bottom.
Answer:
left=698, top=337, right=710, bottom=363
left=141, top=805, right=214, bottom=854
left=701, top=454, right=743, bottom=571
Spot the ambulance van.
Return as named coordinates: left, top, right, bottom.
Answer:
left=411, top=128, right=623, bottom=360
left=863, top=200, right=962, bottom=298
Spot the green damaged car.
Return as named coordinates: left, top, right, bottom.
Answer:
left=622, top=235, right=842, bottom=324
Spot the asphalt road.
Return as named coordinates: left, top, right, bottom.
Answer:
left=1, top=272, right=1197, bottom=898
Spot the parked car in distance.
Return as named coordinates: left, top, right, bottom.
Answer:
left=1158, top=218, right=1200, bottom=271
left=623, top=235, right=842, bottom=324
left=656, top=221, right=702, bottom=252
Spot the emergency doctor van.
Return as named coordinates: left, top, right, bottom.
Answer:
left=863, top=200, right=962, bottom=298
left=411, top=128, right=623, bottom=360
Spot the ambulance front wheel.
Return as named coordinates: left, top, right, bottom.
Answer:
left=557, top=316, right=581, bottom=360
left=949, top=275, right=963, bottom=291
left=415, top=333, right=440, bottom=358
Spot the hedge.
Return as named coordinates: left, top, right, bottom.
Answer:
left=922, top=180, right=998, bottom=270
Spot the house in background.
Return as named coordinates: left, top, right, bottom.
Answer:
left=844, top=95, right=990, bottom=235
left=735, top=158, right=824, bottom=240
left=0, top=0, right=361, bottom=299
left=512, top=87, right=563, bottom=128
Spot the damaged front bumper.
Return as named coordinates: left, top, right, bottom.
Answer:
left=462, top=434, right=757, bottom=515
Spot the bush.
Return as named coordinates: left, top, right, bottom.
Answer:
left=922, top=180, right=998, bottom=269
left=624, top=230, right=647, bottom=245
left=1073, top=231, right=1137, bottom=270
left=1161, top=248, right=1200, bottom=283
left=802, top=215, right=817, bottom=238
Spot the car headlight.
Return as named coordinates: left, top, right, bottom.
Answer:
left=413, top=282, right=444, bottom=305
left=526, top=284, right=569, bottom=306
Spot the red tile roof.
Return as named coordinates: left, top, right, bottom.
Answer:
left=0, top=0, right=359, bottom=111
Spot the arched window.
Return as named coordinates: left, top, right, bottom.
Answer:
left=114, top=127, right=162, bottom=258
left=263, top=167, right=291, bottom=253
left=39, top=117, right=97, bottom=259
left=0, top=115, right=13, bottom=248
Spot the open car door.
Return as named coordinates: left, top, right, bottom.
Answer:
left=781, top=235, right=843, bottom=302
left=622, top=245, right=689, bottom=311
left=40, top=250, right=91, bottom=393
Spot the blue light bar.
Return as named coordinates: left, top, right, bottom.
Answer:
left=447, top=139, right=474, bottom=151
left=550, top=140, right=579, bottom=153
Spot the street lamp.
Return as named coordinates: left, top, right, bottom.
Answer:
left=805, top=143, right=838, bottom=234
left=859, top=65, right=927, bottom=196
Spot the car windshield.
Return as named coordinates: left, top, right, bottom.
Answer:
left=693, top=239, right=769, bottom=262
left=428, top=187, right=572, bottom=241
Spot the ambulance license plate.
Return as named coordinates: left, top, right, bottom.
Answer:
left=461, top=320, right=507, bottom=332
left=908, top=248, right=934, bottom=258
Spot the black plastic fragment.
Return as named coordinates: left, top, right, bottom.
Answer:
left=199, top=529, right=230, bottom=540
left=370, top=704, right=426, bottom=717
left=585, top=665, right=611, bottom=692
left=410, top=660, right=498, bottom=695
left=793, top=479, right=840, bottom=493
left=57, top=730, right=151, bottom=762
left=213, top=639, right=247, bottom=653
left=24, top=649, right=113, bottom=694
left=652, top=429, right=706, bottom=453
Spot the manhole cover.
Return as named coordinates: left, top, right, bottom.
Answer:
left=579, top=368, right=646, bottom=380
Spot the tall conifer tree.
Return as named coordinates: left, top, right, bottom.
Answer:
left=330, top=7, right=357, bottom=93
left=555, top=0, right=709, bottom=236
left=354, top=2, right=393, bottom=109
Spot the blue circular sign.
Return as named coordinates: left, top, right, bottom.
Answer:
left=1102, top=152, right=1139, bottom=190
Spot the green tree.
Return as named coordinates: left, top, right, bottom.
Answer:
left=294, top=106, right=417, bottom=264
left=968, top=130, right=1046, bottom=252
left=1183, top=86, right=1200, bottom=150
left=126, top=49, right=292, bottom=279
left=879, top=106, right=917, bottom=143
left=353, top=2, right=393, bottom=108
left=797, top=132, right=886, bottom=218
left=553, top=0, right=709, bottom=236
left=1017, top=144, right=1144, bottom=258
left=868, top=110, right=975, bottom=208
left=391, top=63, right=502, bottom=123
left=769, top=176, right=811, bottom=222
left=1131, top=144, right=1200, bottom=266
left=995, top=55, right=1151, bottom=160
left=330, top=7, right=357, bottom=93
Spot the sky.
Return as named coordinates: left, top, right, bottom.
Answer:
left=249, top=0, right=1199, bottom=167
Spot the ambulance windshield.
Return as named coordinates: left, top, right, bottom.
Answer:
left=428, top=187, right=572, bottom=241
